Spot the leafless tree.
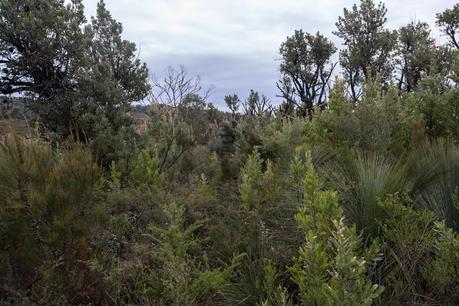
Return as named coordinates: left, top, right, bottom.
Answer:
left=150, top=66, right=213, bottom=107
left=148, top=66, right=214, bottom=174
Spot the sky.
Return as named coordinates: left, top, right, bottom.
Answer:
left=83, top=0, right=457, bottom=109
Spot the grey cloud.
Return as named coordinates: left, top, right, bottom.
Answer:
left=147, top=53, right=280, bottom=108
left=84, top=0, right=457, bottom=108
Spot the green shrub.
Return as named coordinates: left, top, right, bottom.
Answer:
left=146, top=202, right=242, bottom=305
left=0, top=135, right=105, bottom=304
left=289, top=152, right=383, bottom=306
left=377, top=196, right=459, bottom=304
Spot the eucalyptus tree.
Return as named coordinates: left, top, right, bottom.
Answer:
left=224, top=94, right=240, bottom=118
left=334, top=0, right=397, bottom=101
left=242, top=89, right=273, bottom=117
left=397, top=21, right=436, bottom=92
left=277, top=30, right=336, bottom=118
left=436, top=4, right=459, bottom=49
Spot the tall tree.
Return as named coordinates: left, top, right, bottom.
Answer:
left=397, top=21, right=436, bottom=92
left=0, top=0, right=91, bottom=133
left=277, top=30, right=336, bottom=118
left=242, top=89, right=273, bottom=117
left=334, top=0, right=397, bottom=101
left=0, top=0, right=150, bottom=141
left=75, top=0, right=151, bottom=166
left=436, top=4, right=459, bottom=49
left=224, top=94, right=240, bottom=118
left=78, top=0, right=150, bottom=136
left=89, top=1, right=149, bottom=103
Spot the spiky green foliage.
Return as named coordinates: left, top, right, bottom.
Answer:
left=240, top=151, right=278, bottom=210
left=258, top=258, right=292, bottom=306
left=313, top=76, right=415, bottom=153
left=240, top=151, right=264, bottom=208
left=146, top=202, right=241, bottom=306
left=0, top=135, right=103, bottom=303
left=324, top=152, right=407, bottom=238
left=130, top=149, right=162, bottom=192
left=413, top=82, right=459, bottom=139
left=408, top=141, right=459, bottom=230
left=289, top=152, right=383, bottom=306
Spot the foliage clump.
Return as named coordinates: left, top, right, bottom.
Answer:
left=289, top=152, right=384, bottom=306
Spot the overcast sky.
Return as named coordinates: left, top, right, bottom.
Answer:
left=83, top=0, right=456, bottom=108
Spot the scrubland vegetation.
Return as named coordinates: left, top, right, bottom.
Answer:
left=0, top=0, right=458, bottom=305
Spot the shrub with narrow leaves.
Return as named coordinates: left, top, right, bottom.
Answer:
left=289, top=152, right=384, bottom=306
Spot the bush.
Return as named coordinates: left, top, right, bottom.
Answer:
left=0, top=134, right=105, bottom=304
left=289, top=152, right=383, bottom=306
